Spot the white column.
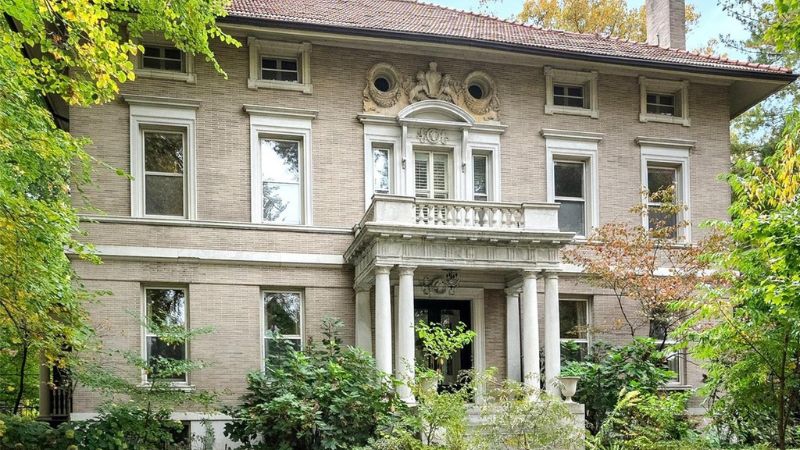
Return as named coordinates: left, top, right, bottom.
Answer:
left=544, top=272, right=561, bottom=397
left=397, top=265, right=416, bottom=402
left=505, top=287, right=522, bottom=382
left=521, top=271, right=540, bottom=389
left=355, top=289, right=372, bottom=355
left=374, top=266, right=393, bottom=375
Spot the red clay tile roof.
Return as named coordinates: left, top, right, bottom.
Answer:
left=225, top=0, right=794, bottom=79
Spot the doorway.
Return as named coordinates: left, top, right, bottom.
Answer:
left=414, top=299, right=474, bottom=390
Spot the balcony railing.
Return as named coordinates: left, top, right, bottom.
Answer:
left=357, top=195, right=562, bottom=235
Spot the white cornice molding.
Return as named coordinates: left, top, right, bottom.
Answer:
left=357, top=113, right=398, bottom=125
left=243, top=104, right=319, bottom=119
left=82, top=245, right=346, bottom=266
left=540, top=129, right=605, bottom=142
left=80, top=215, right=353, bottom=235
left=121, top=94, right=202, bottom=109
left=635, top=136, right=696, bottom=150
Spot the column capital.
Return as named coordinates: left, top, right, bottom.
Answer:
left=504, top=286, right=521, bottom=296
left=375, top=265, right=392, bottom=275
left=397, top=265, right=417, bottom=276
left=521, top=269, right=539, bottom=279
left=544, top=270, right=561, bottom=280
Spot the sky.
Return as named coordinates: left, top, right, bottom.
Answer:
left=427, top=0, right=750, bottom=59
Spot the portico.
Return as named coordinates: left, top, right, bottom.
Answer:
left=345, top=195, right=574, bottom=400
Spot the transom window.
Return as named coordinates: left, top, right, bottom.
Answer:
left=560, top=298, right=589, bottom=362
left=414, top=151, right=451, bottom=199
left=261, top=57, right=299, bottom=82
left=472, top=154, right=490, bottom=201
left=264, top=291, right=303, bottom=363
left=554, top=160, right=586, bottom=236
left=261, top=138, right=302, bottom=224
left=646, top=93, right=676, bottom=116
left=144, top=287, right=187, bottom=383
left=553, top=84, right=586, bottom=109
left=646, top=164, right=679, bottom=239
left=143, top=130, right=186, bottom=217
left=372, top=143, right=393, bottom=195
left=142, top=45, right=184, bottom=72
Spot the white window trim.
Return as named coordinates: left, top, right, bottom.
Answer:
left=413, top=149, right=454, bottom=199
left=245, top=105, right=317, bottom=225
left=141, top=285, right=190, bottom=387
left=261, top=289, right=305, bottom=369
left=248, top=38, right=312, bottom=94
left=124, top=95, right=199, bottom=220
left=134, top=36, right=196, bottom=84
left=466, top=133, right=501, bottom=202
left=470, top=151, right=492, bottom=201
left=543, top=129, right=603, bottom=239
left=638, top=137, right=694, bottom=242
left=639, top=77, right=690, bottom=127
left=559, top=297, right=592, bottom=354
left=363, top=122, right=402, bottom=208
left=544, top=66, right=599, bottom=119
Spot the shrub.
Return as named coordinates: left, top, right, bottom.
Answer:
left=564, top=338, right=673, bottom=431
left=70, top=404, right=187, bottom=450
left=224, top=318, right=404, bottom=450
left=0, top=414, right=72, bottom=449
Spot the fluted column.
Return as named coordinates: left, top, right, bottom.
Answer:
left=521, top=271, right=540, bottom=389
left=544, top=272, right=561, bottom=396
left=374, top=266, right=393, bottom=375
left=397, top=265, right=416, bottom=402
left=505, top=287, right=522, bottom=382
left=355, top=289, right=372, bottom=355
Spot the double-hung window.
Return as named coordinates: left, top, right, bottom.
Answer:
left=264, top=291, right=303, bottom=362
left=144, top=287, right=187, bottom=383
left=646, top=164, right=679, bottom=239
left=650, top=320, right=687, bottom=386
left=261, top=138, right=303, bottom=224
left=472, top=153, right=491, bottom=201
left=560, top=298, right=590, bottom=362
left=143, top=130, right=186, bottom=217
left=554, top=160, right=587, bottom=236
left=414, top=151, right=451, bottom=199
left=372, top=143, right=393, bottom=195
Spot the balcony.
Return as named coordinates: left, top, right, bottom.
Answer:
left=346, top=195, right=574, bottom=287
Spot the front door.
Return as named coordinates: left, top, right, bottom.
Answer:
left=414, top=299, right=473, bottom=389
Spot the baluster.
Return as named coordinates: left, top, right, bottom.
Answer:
left=479, top=207, right=488, bottom=227
left=492, top=208, right=501, bottom=228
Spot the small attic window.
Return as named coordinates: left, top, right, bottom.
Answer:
left=639, top=77, right=690, bottom=126
left=544, top=67, right=598, bottom=119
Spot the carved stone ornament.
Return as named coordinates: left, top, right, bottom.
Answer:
left=362, top=61, right=501, bottom=122
left=416, top=128, right=449, bottom=145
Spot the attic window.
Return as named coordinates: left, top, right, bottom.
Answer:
left=135, top=41, right=196, bottom=83
left=544, top=67, right=598, bottom=118
left=639, top=77, right=690, bottom=126
left=248, top=38, right=312, bottom=94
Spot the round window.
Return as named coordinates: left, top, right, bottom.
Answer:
left=468, top=83, right=485, bottom=100
left=373, top=77, right=392, bottom=93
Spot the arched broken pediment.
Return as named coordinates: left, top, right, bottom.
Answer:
left=397, top=100, right=475, bottom=128
left=362, top=62, right=500, bottom=122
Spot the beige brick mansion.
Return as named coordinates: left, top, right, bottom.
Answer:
left=51, top=0, right=796, bottom=445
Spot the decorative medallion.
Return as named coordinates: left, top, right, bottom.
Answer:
left=416, top=128, right=449, bottom=145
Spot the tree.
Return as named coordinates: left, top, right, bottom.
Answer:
left=689, top=116, right=800, bottom=449
left=0, top=0, right=238, bottom=413
left=517, top=0, right=699, bottom=42
left=563, top=190, right=721, bottom=342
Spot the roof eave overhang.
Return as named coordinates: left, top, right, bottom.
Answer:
left=220, top=15, right=798, bottom=83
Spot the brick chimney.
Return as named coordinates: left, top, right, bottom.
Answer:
left=646, top=0, right=686, bottom=50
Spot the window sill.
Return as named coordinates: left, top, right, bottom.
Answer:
left=138, top=382, right=195, bottom=392
left=660, top=383, right=692, bottom=391
left=247, top=78, right=313, bottom=94
left=639, top=113, right=690, bottom=127
left=135, top=68, right=196, bottom=84
left=545, top=104, right=599, bottom=119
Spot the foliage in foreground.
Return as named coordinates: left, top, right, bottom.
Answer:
left=225, top=318, right=404, bottom=450
left=564, top=338, right=674, bottom=433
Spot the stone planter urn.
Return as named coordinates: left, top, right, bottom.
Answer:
left=558, top=376, right=580, bottom=403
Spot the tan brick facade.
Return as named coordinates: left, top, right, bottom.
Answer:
left=70, top=31, right=733, bottom=414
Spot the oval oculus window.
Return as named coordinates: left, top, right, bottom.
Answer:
left=373, top=77, right=392, bottom=93
left=468, top=83, right=485, bottom=100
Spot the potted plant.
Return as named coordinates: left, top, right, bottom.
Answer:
left=557, top=364, right=582, bottom=403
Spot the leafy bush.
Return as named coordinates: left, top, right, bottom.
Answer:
left=70, top=404, right=187, bottom=450
left=224, top=318, right=404, bottom=450
left=592, top=390, right=694, bottom=449
left=0, top=414, right=73, bottom=449
left=564, top=338, right=673, bottom=431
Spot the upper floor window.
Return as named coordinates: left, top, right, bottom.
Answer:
left=248, top=38, right=312, bottom=93
left=639, top=77, right=690, bottom=126
left=638, top=136, right=693, bottom=242
left=142, top=45, right=184, bottom=72
left=261, top=138, right=303, bottom=224
left=472, top=153, right=491, bottom=201
left=144, top=287, right=187, bottom=383
left=646, top=164, right=679, bottom=238
left=649, top=319, right=688, bottom=387
left=544, top=67, right=599, bottom=118
left=554, top=160, right=586, bottom=236
left=125, top=95, right=199, bottom=220
left=560, top=298, right=590, bottom=362
left=373, top=143, right=393, bottom=195
left=264, top=291, right=303, bottom=363
left=415, top=151, right=451, bottom=199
